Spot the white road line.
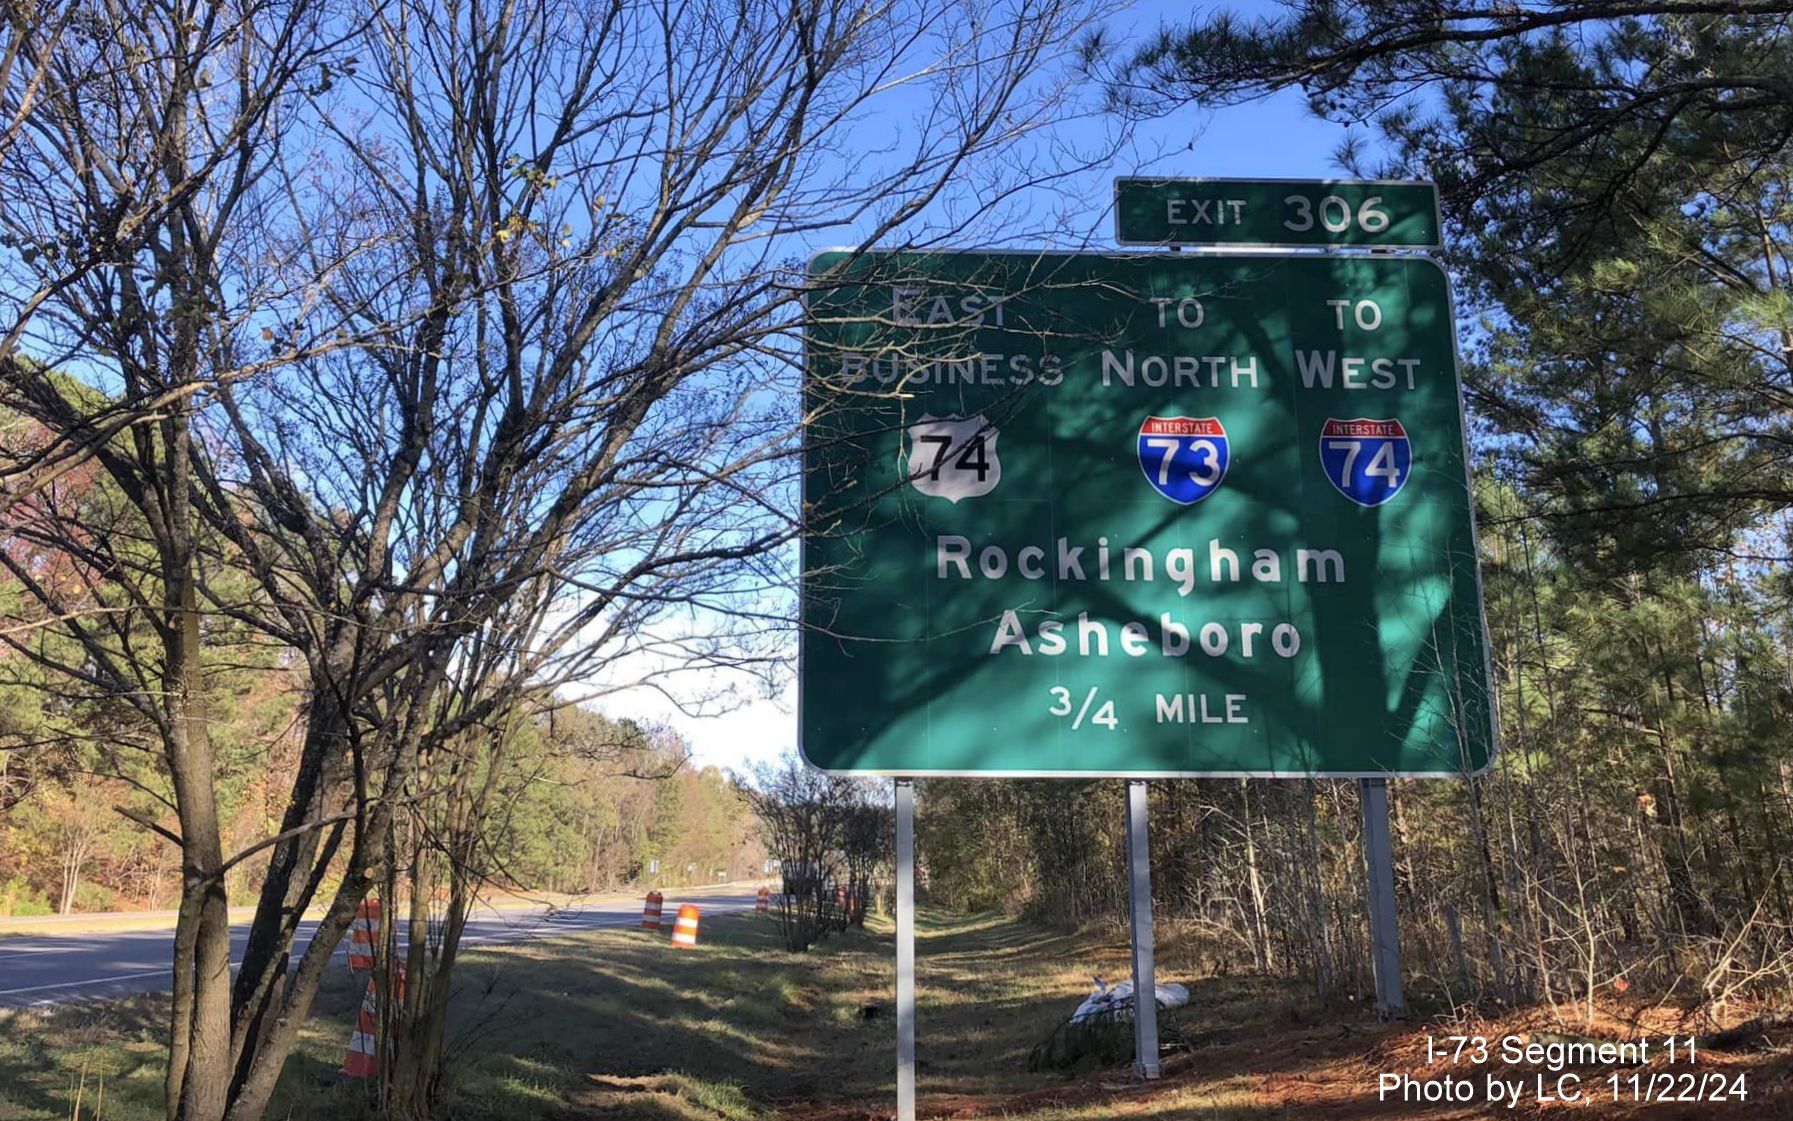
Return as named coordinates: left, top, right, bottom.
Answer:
left=1, top=903, right=751, bottom=1002
left=0, top=970, right=166, bottom=997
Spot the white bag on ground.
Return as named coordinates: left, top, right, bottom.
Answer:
left=1069, top=976, right=1190, bottom=1023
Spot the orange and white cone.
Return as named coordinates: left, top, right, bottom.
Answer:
left=340, top=979, right=380, bottom=1077
left=347, top=898, right=381, bottom=970
left=756, top=886, right=769, bottom=913
left=670, top=903, right=700, bottom=948
left=340, top=965, right=405, bottom=1078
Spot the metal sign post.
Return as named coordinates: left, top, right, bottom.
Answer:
left=1124, top=780, right=1162, bottom=1079
left=1358, top=777, right=1406, bottom=1017
left=895, top=778, right=916, bottom=1119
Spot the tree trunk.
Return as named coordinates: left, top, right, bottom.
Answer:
left=164, top=439, right=235, bottom=1121
left=229, top=686, right=350, bottom=1082
left=59, top=845, right=80, bottom=915
left=1302, top=780, right=1334, bottom=1000
left=222, top=869, right=384, bottom=1121
left=1239, top=780, right=1272, bottom=973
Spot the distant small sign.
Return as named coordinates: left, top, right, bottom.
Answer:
left=1114, top=178, right=1440, bottom=249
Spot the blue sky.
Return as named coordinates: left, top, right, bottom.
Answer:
left=1094, top=0, right=1367, bottom=183
left=597, top=0, right=1373, bottom=774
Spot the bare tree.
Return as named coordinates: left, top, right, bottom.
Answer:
left=749, top=756, right=857, bottom=951
left=0, top=0, right=1113, bottom=1117
left=0, top=1, right=353, bottom=511
left=840, top=795, right=893, bottom=927
left=0, top=3, right=360, bottom=1119
left=196, top=0, right=1115, bottom=1109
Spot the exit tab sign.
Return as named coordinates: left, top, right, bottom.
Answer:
left=1115, top=178, right=1440, bottom=250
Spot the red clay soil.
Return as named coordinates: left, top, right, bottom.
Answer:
left=774, top=1004, right=1793, bottom=1121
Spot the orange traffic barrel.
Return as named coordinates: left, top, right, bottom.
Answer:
left=340, top=964, right=404, bottom=1078
left=347, top=898, right=381, bottom=970
left=756, top=886, right=769, bottom=912
left=670, top=903, right=700, bottom=948
left=340, top=978, right=379, bottom=1077
left=642, top=890, right=664, bottom=930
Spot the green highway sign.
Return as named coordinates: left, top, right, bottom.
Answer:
left=1114, top=178, right=1441, bottom=249
left=800, top=250, right=1492, bottom=777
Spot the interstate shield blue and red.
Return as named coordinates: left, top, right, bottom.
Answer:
left=1136, top=416, right=1229, bottom=505
left=1319, top=418, right=1411, bottom=506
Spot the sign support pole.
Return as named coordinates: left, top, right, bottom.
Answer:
left=895, top=778, right=916, bottom=1120
left=1124, top=780, right=1162, bottom=1079
left=1358, top=777, right=1406, bottom=1017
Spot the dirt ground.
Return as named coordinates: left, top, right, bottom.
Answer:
left=751, top=992, right=1793, bottom=1121
left=659, top=916, right=1793, bottom=1121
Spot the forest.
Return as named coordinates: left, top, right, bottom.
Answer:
left=0, top=695, right=760, bottom=917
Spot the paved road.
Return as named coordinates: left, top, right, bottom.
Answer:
left=0, top=892, right=760, bottom=1009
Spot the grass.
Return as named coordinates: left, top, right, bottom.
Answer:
left=0, top=907, right=1322, bottom=1121
left=14, top=908, right=1786, bottom=1121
